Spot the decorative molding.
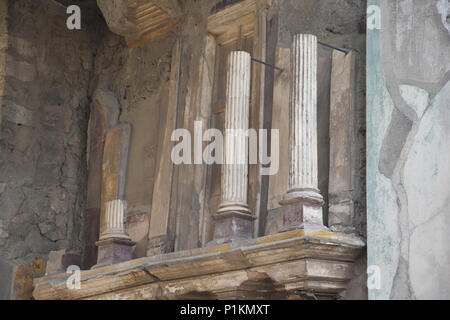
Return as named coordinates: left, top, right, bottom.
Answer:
left=97, top=0, right=175, bottom=47
left=33, top=230, right=365, bottom=300
left=207, top=0, right=264, bottom=46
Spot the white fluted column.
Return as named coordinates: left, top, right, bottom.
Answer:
left=217, top=51, right=252, bottom=215
left=281, top=34, right=323, bottom=205
left=278, top=34, right=325, bottom=232
left=99, top=199, right=131, bottom=240
left=211, top=51, right=254, bottom=243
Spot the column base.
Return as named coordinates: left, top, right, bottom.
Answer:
left=280, top=189, right=324, bottom=206
left=91, top=238, right=136, bottom=269
left=208, top=211, right=256, bottom=245
left=278, top=198, right=327, bottom=233
left=99, top=231, right=133, bottom=241
left=216, top=201, right=252, bottom=215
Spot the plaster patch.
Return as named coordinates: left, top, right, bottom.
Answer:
left=367, top=72, right=401, bottom=299
left=410, top=209, right=450, bottom=299
left=399, top=85, right=429, bottom=118
left=403, top=82, right=450, bottom=228
left=403, top=82, right=450, bottom=299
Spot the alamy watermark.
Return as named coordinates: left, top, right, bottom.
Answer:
left=66, top=5, right=81, bottom=30
left=367, top=5, right=381, bottom=30
left=367, top=265, right=381, bottom=290
left=171, top=121, right=279, bottom=176
left=66, top=265, right=81, bottom=290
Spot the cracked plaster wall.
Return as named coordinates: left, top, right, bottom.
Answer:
left=367, top=0, right=450, bottom=299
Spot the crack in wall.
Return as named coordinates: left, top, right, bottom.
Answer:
left=376, top=0, right=450, bottom=299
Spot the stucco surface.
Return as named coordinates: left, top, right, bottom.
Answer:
left=367, top=0, right=450, bottom=299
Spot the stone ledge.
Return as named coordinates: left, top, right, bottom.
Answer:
left=33, top=230, right=365, bottom=300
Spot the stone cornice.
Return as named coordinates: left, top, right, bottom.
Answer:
left=96, top=0, right=176, bottom=47
left=33, top=230, right=365, bottom=300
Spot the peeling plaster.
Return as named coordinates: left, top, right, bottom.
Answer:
left=404, top=82, right=450, bottom=299
left=368, top=0, right=450, bottom=300
left=399, top=85, right=429, bottom=118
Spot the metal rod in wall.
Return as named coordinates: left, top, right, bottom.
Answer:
left=318, top=40, right=351, bottom=54
left=251, top=57, right=284, bottom=72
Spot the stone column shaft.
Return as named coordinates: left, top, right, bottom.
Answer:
left=282, top=34, right=323, bottom=204
left=218, top=51, right=251, bottom=215
left=211, top=51, right=255, bottom=243
left=279, top=34, right=325, bottom=232
left=100, top=200, right=130, bottom=240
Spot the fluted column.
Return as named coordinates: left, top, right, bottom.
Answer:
left=93, top=199, right=135, bottom=268
left=211, top=51, right=255, bottom=244
left=100, top=200, right=131, bottom=240
left=217, top=51, right=251, bottom=215
left=279, top=34, right=325, bottom=232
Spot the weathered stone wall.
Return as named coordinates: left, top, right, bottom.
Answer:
left=0, top=0, right=98, bottom=284
left=367, top=0, right=450, bottom=299
left=0, top=0, right=7, bottom=128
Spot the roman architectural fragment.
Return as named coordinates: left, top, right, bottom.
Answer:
left=99, top=123, right=131, bottom=236
left=219, top=51, right=252, bottom=215
left=94, top=199, right=135, bottom=268
left=279, top=34, right=325, bottom=231
left=96, top=1, right=175, bottom=47
left=211, top=51, right=255, bottom=243
left=328, top=50, right=356, bottom=232
left=93, top=123, right=134, bottom=268
left=147, top=40, right=181, bottom=256
left=100, top=200, right=131, bottom=240
left=83, top=90, right=120, bottom=269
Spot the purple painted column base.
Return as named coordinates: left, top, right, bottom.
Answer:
left=91, top=238, right=136, bottom=269
left=209, top=211, right=256, bottom=245
left=277, top=200, right=327, bottom=233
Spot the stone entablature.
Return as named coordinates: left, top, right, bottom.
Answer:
left=33, top=230, right=364, bottom=300
left=96, top=0, right=176, bottom=47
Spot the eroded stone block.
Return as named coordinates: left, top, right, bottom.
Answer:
left=45, top=249, right=67, bottom=275
left=126, top=210, right=149, bottom=258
